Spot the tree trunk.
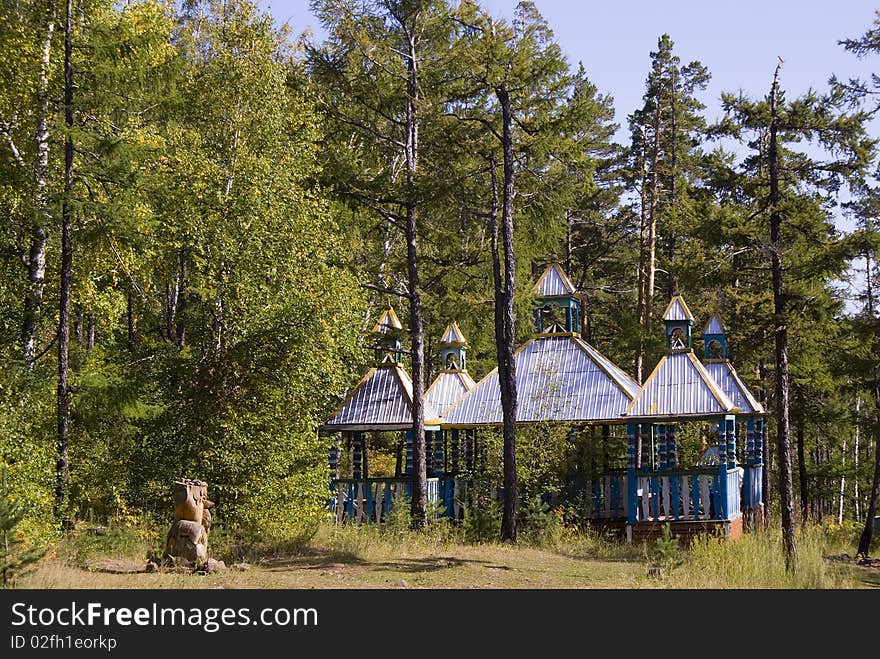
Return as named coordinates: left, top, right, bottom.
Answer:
left=21, top=6, right=55, bottom=365
left=403, top=20, right=427, bottom=529
left=496, top=84, right=518, bottom=544
left=768, top=61, right=797, bottom=569
left=857, top=416, right=880, bottom=556
left=855, top=396, right=861, bottom=522
left=839, top=435, right=847, bottom=525
left=666, top=65, right=677, bottom=299
left=635, top=127, right=649, bottom=383
left=127, top=287, right=136, bottom=351
left=646, top=105, right=659, bottom=332
left=55, top=0, right=74, bottom=518
left=796, top=401, right=808, bottom=524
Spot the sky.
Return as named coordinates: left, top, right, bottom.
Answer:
left=261, top=0, right=879, bottom=137
left=259, top=0, right=880, bottom=308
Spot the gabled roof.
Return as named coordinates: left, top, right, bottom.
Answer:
left=704, top=361, right=764, bottom=415
left=323, top=357, right=442, bottom=431
left=440, top=321, right=468, bottom=346
left=442, top=335, right=640, bottom=427
left=426, top=370, right=476, bottom=417
left=372, top=307, right=403, bottom=334
left=662, top=295, right=694, bottom=322
left=532, top=263, right=577, bottom=297
left=625, top=351, right=737, bottom=418
left=703, top=313, right=725, bottom=335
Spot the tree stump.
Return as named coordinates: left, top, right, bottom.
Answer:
left=164, top=479, right=213, bottom=568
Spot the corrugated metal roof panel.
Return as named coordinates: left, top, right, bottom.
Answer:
left=443, top=335, right=637, bottom=426
left=662, top=296, right=694, bottom=321
left=440, top=321, right=468, bottom=345
left=372, top=307, right=403, bottom=334
left=703, top=314, right=725, bottom=334
left=426, top=370, right=476, bottom=416
left=533, top=264, right=576, bottom=297
left=704, top=361, right=764, bottom=414
left=575, top=337, right=641, bottom=399
left=324, top=362, right=442, bottom=430
left=625, top=351, right=736, bottom=418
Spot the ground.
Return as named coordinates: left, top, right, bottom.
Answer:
left=15, top=522, right=880, bottom=590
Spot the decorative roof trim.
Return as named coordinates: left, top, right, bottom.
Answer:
left=439, top=320, right=468, bottom=346
left=662, top=295, right=695, bottom=321
left=372, top=306, right=403, bottom=334
left=703, top=313, right=726, bottom=335
left=532, top=263, right=577, bottom=297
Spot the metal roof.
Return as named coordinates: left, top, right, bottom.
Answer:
left=704, top=361, right=764, bottom=415
left=532, top=263, right=577, bottom=297
left=426, top=370, right=476, bottom=416
left=625, top=351, right=736, bottom=418
left=323, top=358, right=442, bottom=431
left=372, top=307, right=403, bottom=334
left=442, top=335, right=640, bottom=426
left=703, top=313, right=725, bottom=334
left=440, top=321, right=468, bottom=346
left=662, top=296, right=694, bottom=321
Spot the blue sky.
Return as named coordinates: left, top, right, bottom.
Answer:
left=260, top=1, right=880, bottom=307
left=262, top=0, right=879, bottom=137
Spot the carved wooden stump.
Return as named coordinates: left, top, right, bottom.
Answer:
left=164, top=479, right=213, bottom=568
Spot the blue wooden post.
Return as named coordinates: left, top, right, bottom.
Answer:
left=744, top=418, right=755, bottom=508
left=640, top=423, right=651, bottom=470
left=626, top=423, right=638, bottom=525
left=345, top=482, right=355, bottom=520
left=717, top=418, right=729, bottom=520
left=365, top=480, right=373, bottom=523
left=726, top=416, right=737, bottom=470
left=352, top=432, right=363, bottom=481
left=668, top=424, right=679, bottom=519
left=435, top=431, right=444, bottom=476
left=451, top=429, right=460, bottom=473
left=667, top=424, right=677, bottom=469
left=755, top=417, right=765, bottom=506
left=465, top=430, right=474, bottom=471
left=383, top=482, right=392, bottom=515
left=404, top=429, right=413, bottom=475
left=658, top=424, right=668, bottom=470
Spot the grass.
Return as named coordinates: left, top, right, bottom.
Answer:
left=12, top=516, right=879, bottom=590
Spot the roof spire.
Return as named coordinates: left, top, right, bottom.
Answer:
left=702, top=313, right=728, bottom=360
left=662, top=294, right=694, bottom=352
left=439, top=321, right=468, bottom=371
left=532, top=262, right=582, bottom=336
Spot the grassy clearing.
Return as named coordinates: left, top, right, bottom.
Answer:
left=14, top=517, right=878, bottom=589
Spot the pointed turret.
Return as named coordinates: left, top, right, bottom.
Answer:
left=701, top=313, right=764, bottom=414
left=662, top=295, right=694, bottom=351
left=532, top=263, right=582, bottom=335
left=371, top=305, right=404, bottom=363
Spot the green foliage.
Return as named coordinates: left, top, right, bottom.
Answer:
left=644, top=524, right=683, bottom=571
left=462, top=482, right=501, bottom=543
left=1, top=467, right=48, bottom=587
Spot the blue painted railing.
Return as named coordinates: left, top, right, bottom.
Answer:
left=598, top=467, right=743, bottom=522
left=331, top=477, right=446, bottom=524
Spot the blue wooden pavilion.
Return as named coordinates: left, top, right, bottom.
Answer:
left=321, top=265, right=765, bottom=543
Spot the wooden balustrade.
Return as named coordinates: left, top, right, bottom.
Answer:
left=592, top=467, right=743, bottom=522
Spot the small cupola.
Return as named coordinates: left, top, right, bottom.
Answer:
left=662, top=295, right=694, bottom=352
left=372, top=305, right=404, bottom=363
left=532, top=263, right=582, bottom=335
left=439, top=321, right=469, bottom=371
left=702, top=313, right=728, bottom=360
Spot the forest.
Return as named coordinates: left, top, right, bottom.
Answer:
left=1, top=0, right=880, bottom=580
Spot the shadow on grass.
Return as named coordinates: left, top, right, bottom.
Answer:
left=257, top=550, right=493, bottom=575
